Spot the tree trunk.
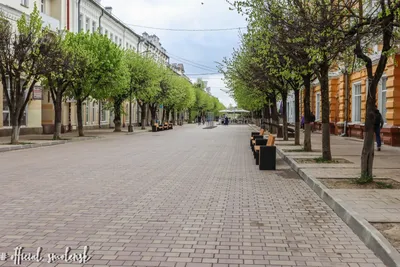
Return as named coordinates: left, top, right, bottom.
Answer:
left=113, top=98, right=123, bottom=132
left=77, top=99, right=84, bottom=137
left=320, top=63, right=332, bottom=161
left=294, top=89, right=300, bottom=145
left=302, top=74, right=312, bottom=152
left=162, top=107, right=166, bottom=123
left=140, top=103, right=146, bottom=130
left=271, top=98, right=279, bottom=134
left=11, top=125, right=20, bottom=144
left=361, top=79, right=379, bottom=177
left=166, top=108, right=170, bottom=122
left=149, top=105, right=157, bottom=125
left=172, top=109, right=176, bottom=125
left=53, top=96, right=63, bottom=140
left=264, top=105, right=272, bottom=132
left=282, top=93, right=288, bottom=141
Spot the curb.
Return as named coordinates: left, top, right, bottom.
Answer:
left=276, top=147, right=400, bottom=267
left=0, top=136, right=101, bottom=153
left=247, top=125, right=400, bottom=266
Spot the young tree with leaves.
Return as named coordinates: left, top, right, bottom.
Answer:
left=64, top=31, right=124, bottom=136
left=351, top=1, right=400, bottom=178
left=0, top=4, right=53, bottom=143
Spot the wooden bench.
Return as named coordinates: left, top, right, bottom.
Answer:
left=152, top=123, right=159, bottom=132
left=256, top=134, right=276, bottom=170
left=253, top=138, right=268, bottom=159
left=254, top=135, right=275, bottom=165
left=163, top=122, right=169, bottom=130
left=250, top=129, right=265, bottom=148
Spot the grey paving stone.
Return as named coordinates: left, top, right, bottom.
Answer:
left=0, top=125, right=385, bottom=267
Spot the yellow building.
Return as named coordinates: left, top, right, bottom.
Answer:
left=303, top=54, right=400, bottom=146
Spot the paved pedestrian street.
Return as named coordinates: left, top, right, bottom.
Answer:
left=0, top=125, right=385, bottom=267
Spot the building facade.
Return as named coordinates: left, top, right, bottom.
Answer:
left=301, top=53, right=400, bottom=146
left=0, top=0, right=171, bottom=136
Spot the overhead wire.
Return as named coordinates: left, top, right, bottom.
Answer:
left=127, top=24, right=246, bottom=32
left=167, top=52, right=218, bottom=71
left=169, top=56, right=217, bottom=72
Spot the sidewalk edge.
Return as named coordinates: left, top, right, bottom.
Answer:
left=276, top=147, right=400, bottom=267
left=0, top=136, right=101, bottom=153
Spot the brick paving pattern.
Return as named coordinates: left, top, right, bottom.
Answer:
left=275, top=131, right=400, bottom=224
left=0, top=125, right=385, bottom=266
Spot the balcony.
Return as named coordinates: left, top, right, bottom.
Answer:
left=40, top=12, right=60, bottom=32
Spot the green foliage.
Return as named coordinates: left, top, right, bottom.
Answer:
left=64, top=31, right=124, bottom=102
left=125, top=50, right=161, bottom=103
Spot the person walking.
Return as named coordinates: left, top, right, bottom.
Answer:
left=310, top=112, right=316, bottom=132
left=197, top=115, right=201, bottom=126
left=374, top=105, right=384, bottom=151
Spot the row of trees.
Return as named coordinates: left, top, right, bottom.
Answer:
left=222, top=0, right=400, bottom=178
left=188, top=79, right=226, bottom=122
left=0, top=5, right=225, bottom=144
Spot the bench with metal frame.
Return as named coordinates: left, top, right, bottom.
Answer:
left=254, top=134, right=276, bottom=170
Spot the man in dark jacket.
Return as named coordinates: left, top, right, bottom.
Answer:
left=374, top=105, right=384, bottom=151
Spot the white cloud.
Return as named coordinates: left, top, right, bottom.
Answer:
left=100, top=0, right=246, bottom=106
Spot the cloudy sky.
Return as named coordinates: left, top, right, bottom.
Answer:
left=101, top=0, right=247, bottom=107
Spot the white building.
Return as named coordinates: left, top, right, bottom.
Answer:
left=0, top=0, right=171, bottom=135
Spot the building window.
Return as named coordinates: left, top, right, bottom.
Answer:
left=85, top=17, right=90, bottom=32
left=79, top=15, right=83, bottom=32
left=2, top=78, right=27, bottom=127
left=315, top=92, right=321, bottom=121
left=105, top=29, right=108, bottom=36
left=119, top=38, right=122, bottom=46
left=378, top=76, right=387, bottom=123
left=40, top=0, right=45, bottom=12
left=20, top=0, right=29, bottom=7
left=92, top=102, right=96, bottom=123
left=115, top=36, right=118, bottom=44
left=92, top=21, right=96, bottom=33
left=352, top=82, right=362, bottom=123
left=110, top=33, right=113, bottom=41
left=85, top=101, right=89, bottom=125
left=125, top=104, right=129, bottom=122
left=101, top=102, right=107, bottom=122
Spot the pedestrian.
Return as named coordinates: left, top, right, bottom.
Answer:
left=301, top=116, right=305, bottom=129
left=224, top=117, right=229, bottom=126
left=310, top=112, right=316, bottom=132
left=197, top=115, right=201, bottom=126
left=374, top=105, right=384, bottom=151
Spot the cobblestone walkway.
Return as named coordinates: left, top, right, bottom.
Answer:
left=0, top=125, right=385, bottom=266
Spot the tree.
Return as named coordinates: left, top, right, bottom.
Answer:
left=108, top=50, right=130, bottom=132
left=0, top=4, right=53, bottom=144
left=42, top=31, right=84, bottom=139
left=126, top=52, right=160, bottom=129
left=64, top=31, right=123, bottom=136
left=352, top=1, right=400, bottom=179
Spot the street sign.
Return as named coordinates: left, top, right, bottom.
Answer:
left=32, top=86, right=43, bottom=100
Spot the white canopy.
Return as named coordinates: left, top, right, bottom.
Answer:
left=219, top=108, right=250, bottom=113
